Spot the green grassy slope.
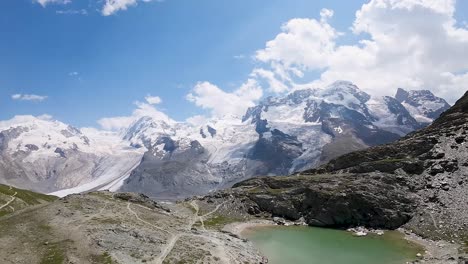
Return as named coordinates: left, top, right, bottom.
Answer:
left=0, top=184, right=57, bottom=217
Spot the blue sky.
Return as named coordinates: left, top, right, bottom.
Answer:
left=1, top=0, right=468, bottom=128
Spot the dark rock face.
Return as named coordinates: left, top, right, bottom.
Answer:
left=54, top=148, right=66, bottom=158
left=25, top=144, right=39, bottom=151
left=383, top=96, right=421, bottom=128
left=121, top=137, right=218, bottom=199
left=207, top=126, right=216, bottom=137
left=156, top=136, right=178, bottom=153
left=232, top=174, right=417, bottom=229
left=395, top=88, right=410, bottom=102
left=249, top=129, right=303, bottom=175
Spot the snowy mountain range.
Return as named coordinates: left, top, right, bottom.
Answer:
left=0, top=81, right=451, bottom=198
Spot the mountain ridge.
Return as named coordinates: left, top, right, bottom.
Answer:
left=0, top=81, right=451, bottom=198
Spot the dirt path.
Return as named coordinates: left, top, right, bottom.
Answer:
left=189, top=233, right=233, bottom=263
left=198, top=202, right=226, bottom=231
left=126, top=202, right=169, bottom=233
left=0, top=191, right=17, bottom=210
left=75, top=202, right=109, bottom=229
left=153, top=201, right=199, bottom=264
left=148, top=200, right=235, bottom=264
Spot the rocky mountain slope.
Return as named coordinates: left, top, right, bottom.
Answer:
left=0, top=191, right=264, bottom=264
left=202, top=90, right=468, bottom=261
left=0, top=82, right=451, bottom=198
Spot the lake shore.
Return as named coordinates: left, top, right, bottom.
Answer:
left=400, top=228, right=461, bottom=264
left=223, top=219, right=276, bottom=237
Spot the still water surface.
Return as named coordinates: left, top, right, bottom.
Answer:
left=244, top=226, right=423, bottom=264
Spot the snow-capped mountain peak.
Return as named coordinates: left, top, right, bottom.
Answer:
left=123, top=116, right=177, bottom=148
left=320, top=80, right=371, bottom=105
left=395, top=88, right=451, bottom=123
left=0, top=115, right=90, bottom=159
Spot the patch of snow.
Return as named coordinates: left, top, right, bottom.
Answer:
left=334, top=126, right=343, bottom=134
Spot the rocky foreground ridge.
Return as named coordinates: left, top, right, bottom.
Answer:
left=0, top=189, right=264, bottom=264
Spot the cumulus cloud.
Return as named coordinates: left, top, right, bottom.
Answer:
left=145, top=95, right=162, bottom=105
left=256, top=10, right=341, bottom=80
left=102, top=0, right=137, bottom=16
left=254, top=1, right=468, bottom=103
left=186, top=79, right=263, bottom=118
left=185, top=115, right=208, bottom=126
left=35, top=0, right=71, bottom=7
left=102, top=0, right=162, bottom=16
left=251, top=68, right=289, bottom=93
left=98, top=99, right=172, bottom=131
left=11, top=94, right=48, bottom=102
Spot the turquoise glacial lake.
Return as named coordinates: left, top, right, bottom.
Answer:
left=244, top=226, right=423, bottom=264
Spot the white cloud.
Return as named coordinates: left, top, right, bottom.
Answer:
left=186, top=79, right=263, bottom=118
left=102, top=0, right=137, bottom=16
left=102, top=0, right=162, bottom=16
left=319, top=8, right=334, bottom=22
left=251, top=68, right=289, bottom=93
left=37, top=114, right=53, bottom=120
left=35, top=0, right=71, bottom=7
left=97, top=116, right=135, bottom=131
left=256, top=10, right=341, bottom=79
left=254, top=1, right=468, bottom=103
left=145, top=95, right=162, bottom=105
left=98, top=100, right=172, bottom=131
left=56, top=9, right=88, bottom=15
left=68, top=71, right=79, bottom=76
left=11, top=94, right=48, bottom=102
left=185, top=115, right=208, bottom=126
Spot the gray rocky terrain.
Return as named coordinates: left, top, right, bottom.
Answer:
left=0, top=190, right=264, bottom=264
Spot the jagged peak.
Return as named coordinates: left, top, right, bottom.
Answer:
left=396, top=88, right=446, bottom=102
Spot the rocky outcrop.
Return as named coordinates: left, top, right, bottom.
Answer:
left=230, top=173, right=418, bottom=229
